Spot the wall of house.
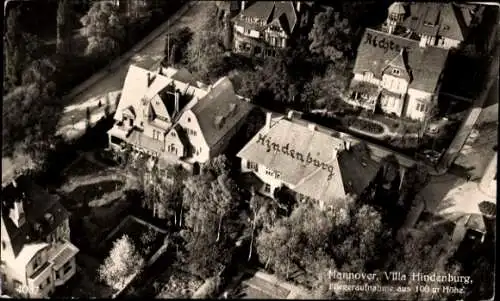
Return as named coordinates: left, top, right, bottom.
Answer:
left=437, top=37, right=461, bottom=49
left=143, top=124, right=167, bottom=143
left=164, top=129, right=185, bottom=158
left=240, top=158, right=284, bottom=197
left=353, top=72, right=381, bottom=86
left=54, top=257, right=76, bottom=287
left=26, top=248, right=54, bottom=298
left=25, top=249, right=49, bottom=279
left=380, top=94, right=405, bottom=116
left=405, top=88, right=433, bottom=120
left=177, top=111, right=210, bottom=163
left=381, top=74, right=408, bottom=95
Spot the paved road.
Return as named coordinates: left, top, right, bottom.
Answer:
left=439, top=37, right=500, bottom=170
left=66, top=1, right=211, bottom=106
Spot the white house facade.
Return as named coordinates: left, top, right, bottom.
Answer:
left=348, top=29, right=449, bottom=121
left=1, top=178, right=79, bottom=298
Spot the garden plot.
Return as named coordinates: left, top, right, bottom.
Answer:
left=99, top=215, right=168, bottom=260
left=156, top=269, right=204, bottom=299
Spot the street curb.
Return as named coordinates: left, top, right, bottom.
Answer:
left=63, top=2, right=194, bottom=104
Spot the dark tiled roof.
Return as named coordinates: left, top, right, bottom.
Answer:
left=353, top=29, right=449, bottom=93
left=402, top=3, right=471, bottom=42
left=1, top=176, right=69, bottom=257
left=171, top=68, right=199, bottom=88
left=234, top=1, right=299, bottom=35
left=337, top=143, right=380, bottom=196
left=191, top=78, right=253, bottom=148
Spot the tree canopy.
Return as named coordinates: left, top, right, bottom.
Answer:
left=256, top=197, right=392, bottom=292
left=4, top=7, right=27, bottom=91
left=308, top=7, right=354, bottom=67
left=80, top=1, right=126, bottom=58
left=57, top=0, right=74, bottom=55
left=98, top=234, right=145, bottom=290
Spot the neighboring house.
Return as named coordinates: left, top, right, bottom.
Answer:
left=237, top=111, right=379, bottom=209
left=108, top=65, right=253, bottom=166
left=232, top=1, right=314, bottom=57
left=381, top=2, right=482, bottom=49
left=1, top=176, right=79, bottom=298
left=348, top=28, right=449, bottom=121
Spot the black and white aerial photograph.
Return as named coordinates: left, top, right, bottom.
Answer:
left=1, top=0, right=498, bottom=299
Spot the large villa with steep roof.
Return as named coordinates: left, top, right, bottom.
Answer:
left=107, top=65, right=253, bottom=165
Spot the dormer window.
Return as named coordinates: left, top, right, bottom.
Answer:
left=392, top=69, right=401, bottom=76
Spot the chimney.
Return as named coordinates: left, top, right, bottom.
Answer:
left=287, top=110, right=294, bottom=120
left=265, top=112, right=272, bottom=129
left=307, top=123, right=316, bottom=131
left=147, top=73, right=155, bottom=87
left=241, top=0, right=246, bottom=11
left=296, top=1, right=301, bottom=12
left=344, top=140, right=351, bottom=151
left=9, top=199, right=26, bottom=228
left=174, top=91, right=180, bottom=114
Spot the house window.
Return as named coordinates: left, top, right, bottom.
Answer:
left=392, top=69, right=400, bottom=76
left=129, top=119, right=133, bottom=127
left=1, top=240, right=5, bottom=250
left=275, top=171, right=281, bottom=179
left=187, top=117, right=191, bottom=123
left=171, top=132, right=176, bottom=137
left=33, top=255, right=41, bottom=270
left=63, top=261, right=72, bottom=275
left=246, top=160, right=258, bottom=172
left=264, top=184, right=271, bottom=193
left=168, top=144, right=178, bottom=155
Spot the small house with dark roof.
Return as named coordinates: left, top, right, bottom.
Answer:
left=108, top=64, right=253, bottom=166
left=237, top=111, right=379, bottom=209
left=1, top=176, right=79, bottom=298
left=171, top=77, right=254, bottom=163
left=381, top=2, right=481, bottom=49
left=348, top=29, right=449, bottom=120
left=232, top=1, right=314, bottom=57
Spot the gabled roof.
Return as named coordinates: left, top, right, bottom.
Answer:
left=353, top=29, right=449, bottom=93
left=402, top=3, right=473, bottom=42
left=237, top=117, right=348, bottom=202
left=1, top=176, right=69, bottom=257
left=191, top=78, right=253, bottom=148
left=383, top=51, right=411, bottom=81
left=234, top=1, right=299, bottom=35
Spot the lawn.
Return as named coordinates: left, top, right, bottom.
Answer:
left=66, top=180, right=124, bottom=207
left=64, top=156, right=108, bottom=177
left=344, top=116, right=385, bottom=134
